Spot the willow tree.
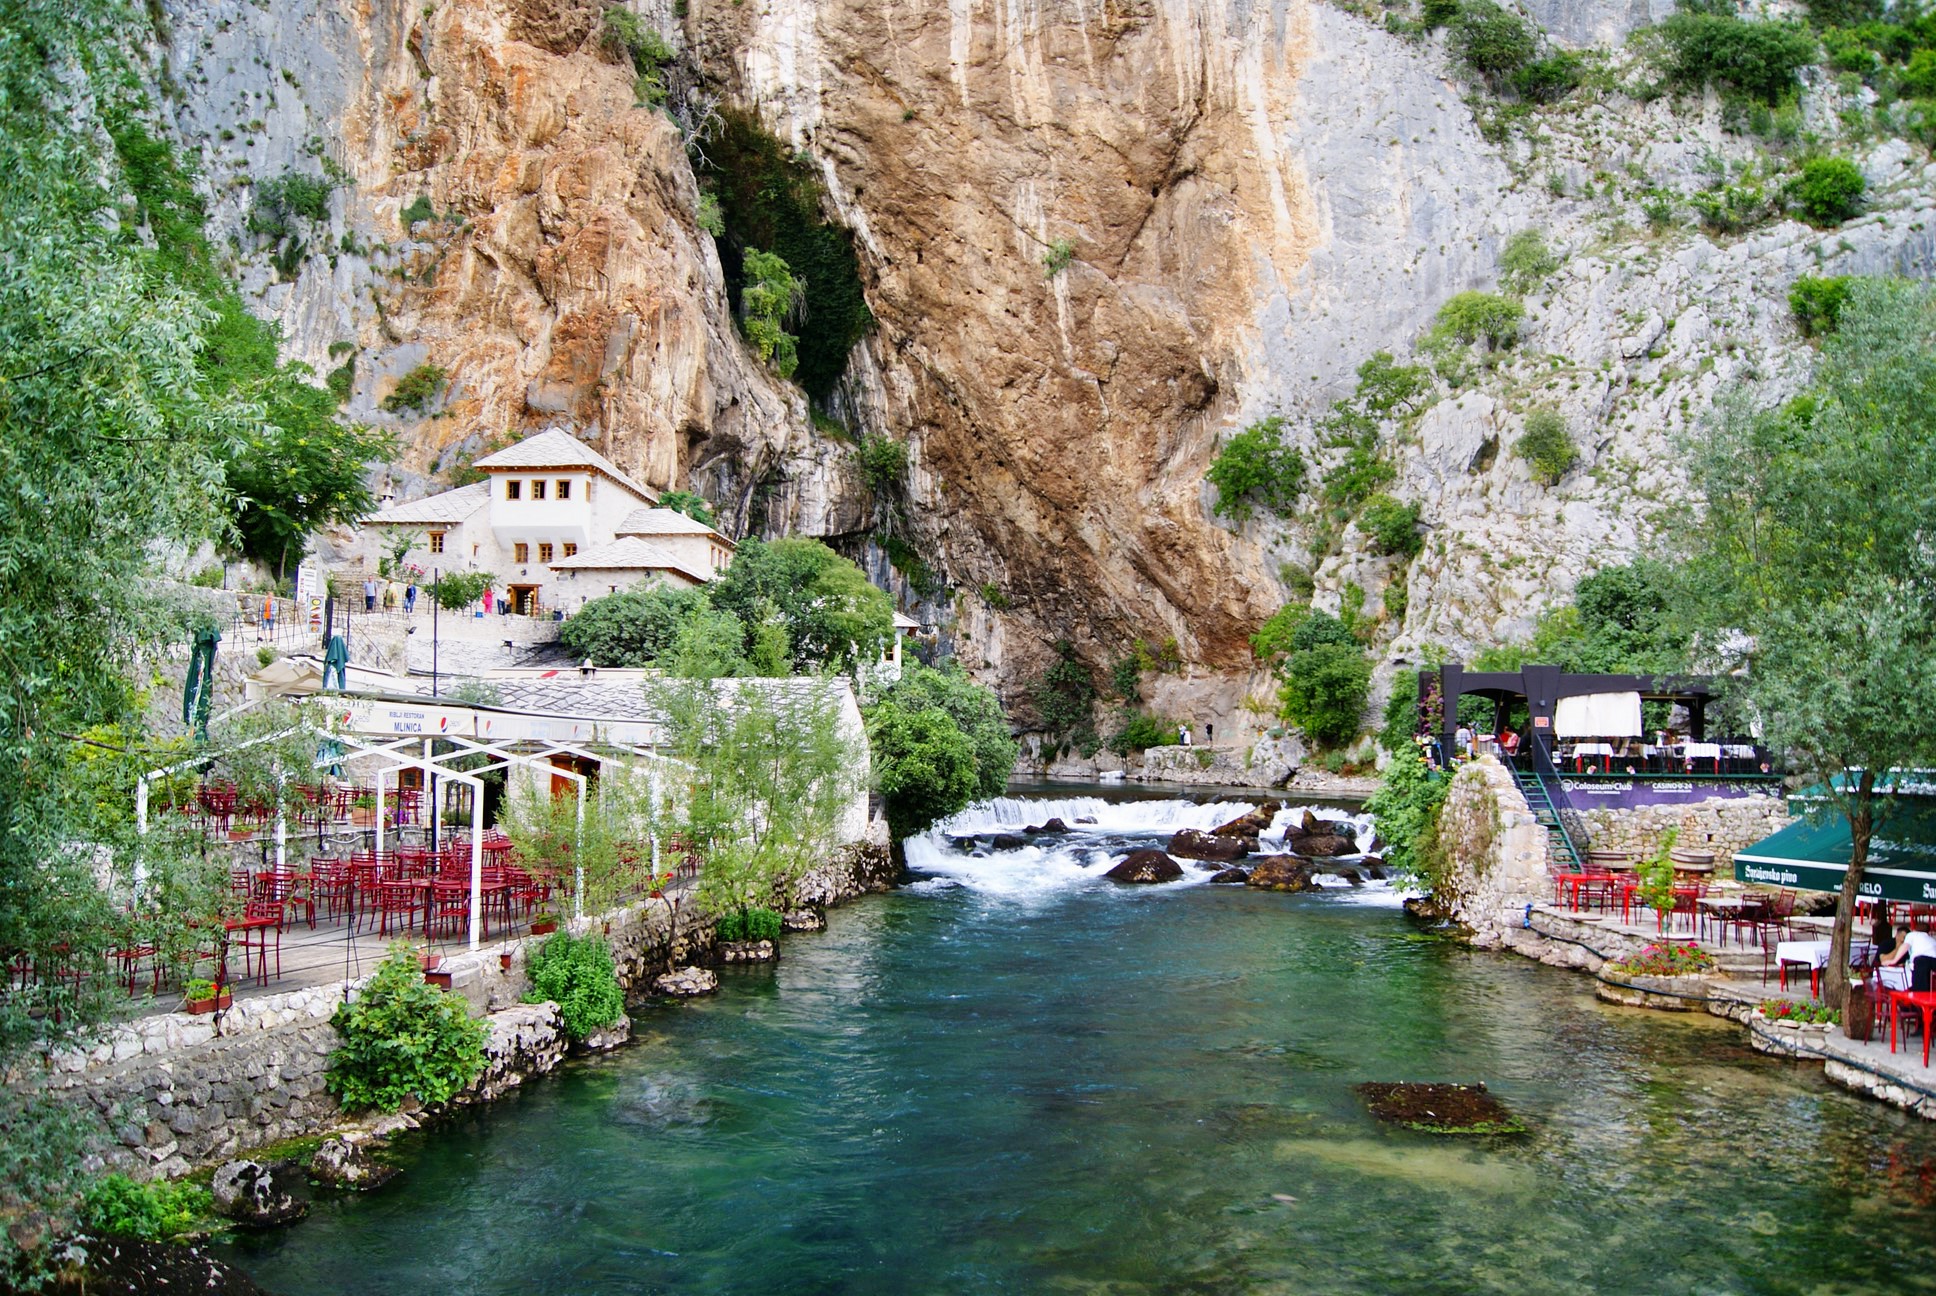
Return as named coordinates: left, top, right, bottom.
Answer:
left=1676, top=279, right=1936, bottom=1007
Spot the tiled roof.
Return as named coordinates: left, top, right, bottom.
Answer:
left=613, top=507, right=732, bottom=546
left=366, top=481, right=489, bottom=525
left=549, top=536, right=712, bottom=584
left=472, top=429, right=657, bottom=503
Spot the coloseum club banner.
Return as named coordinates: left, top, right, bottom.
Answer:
left=1557, top=778, right=1784, bottom=811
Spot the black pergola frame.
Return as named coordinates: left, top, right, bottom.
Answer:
left=1428, top=663, right=1718, bottom=765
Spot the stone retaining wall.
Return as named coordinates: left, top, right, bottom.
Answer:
left=1575, top=795, right=1792, bottom=868
left=32, top=841, right=896, bottom=1181
left=1432, top=757, right=1551, bottom=947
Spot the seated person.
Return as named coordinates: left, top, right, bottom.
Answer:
left=1881, top=927, right=1936, bottom=991
left=1500, top=730, right=1520, bottom=756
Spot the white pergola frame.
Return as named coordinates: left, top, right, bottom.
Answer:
left=135, top=715, right=683, bottom=951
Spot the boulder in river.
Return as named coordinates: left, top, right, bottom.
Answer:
left=1025, top=818, right=1071, bottom=835
left=1207, top=867, right=1250, bottom=884
left=211, top=1160, right=307, bottom=1226
left=309, top=1137, right=393, bottom=1190
left=1246, top=856, right=1318, bottom=893
left=1168, top=829, right=1249, bottom=862
left=990, top=833, right=1028, bottom=850
left=1288, top=833, right=1357, bottom=859
left=1105, top=850, right=1184, bottom=883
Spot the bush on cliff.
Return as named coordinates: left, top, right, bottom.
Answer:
left=523, top=932, right=626, bottom=1041
left=1365, top=742, right=1451, bottom=885
left=327, top=948, right=488, bottom=1114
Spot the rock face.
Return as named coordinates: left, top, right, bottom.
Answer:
left=1105, top=850, right=1184, bottom=884
left=1246, top=856, right=1318, bottom=893
left=1167, top=829, right=1250, bottom=863
left=211, top=1160, right=308, bottom=1226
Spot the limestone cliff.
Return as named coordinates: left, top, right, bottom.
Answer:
left=151, top=0, right=1936, bottom=741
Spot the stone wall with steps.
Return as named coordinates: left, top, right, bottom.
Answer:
left=1574, top=795, right=1794, bottom=871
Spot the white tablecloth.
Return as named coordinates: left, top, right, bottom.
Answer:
left=1571, top=742, right=1613, bottom=759
left=1880, top=965, right=1912, bottom=991
left=1775, top=939, right=1878, bottom=970
left=1682, top=742, right=1722, bottom=761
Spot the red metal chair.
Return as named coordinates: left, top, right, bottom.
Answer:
left=369, top=879, right=425, bottom=938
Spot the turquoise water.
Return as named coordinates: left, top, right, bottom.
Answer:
left=225, top=841, right=1936, bottom=1294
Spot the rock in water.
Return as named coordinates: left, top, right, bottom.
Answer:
left=654, top=966, right=719, bottom=997
left=782, top=908, right=827, bottom=932
left=1167, top=829, right=1249, bottom=862
left=1355, top=1082, right=1526, bottom=1135
left=1025, top=818, right=1071, bottom=834
left=308, top=1137, right=394, bottom=1190
left=211, top=1160, right=308, bottom=1226
left=1289, top=833, right=1357, bottom=858
left=1246, top=856, right=1318, bottom=892
left=990, top=833, right=1028, bottom=850
left=1207, top=867, right=1250, bottom=884
left=1105, top=849, right=1184, bottom=883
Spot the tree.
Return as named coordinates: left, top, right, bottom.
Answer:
left=662, top=605, right=756, bottom=679
left=708, top=537, right=892, bottom=672
left=429, top=569, right=496, bottom=610
left=225, top=378, right=395, bottom=579
left=1515, top=408, right=1577, bottom=484
left=1429, top=291, right=1525, bottom=351
left=1206, top=415, right=1306, bottom=521
left=658, top=489, right=715, bottom=525
left=870, top=660, right=1015, bottom=799
left=1451, top=1, right=1536, bottom=86
left=866, top=701, right=978, bottom=841
left=1278, top=643, right=1372, bottom=747
left=739, top=247, right=806, bottom=379
left=1030, top=640, right=1099, bottom=755
left=1498, top=230, right=1559, bottom=295
left=560, top=585, right=711, bottom=667
left=1790, top=274, right=1853, bottom=338
left=1658, top=13, right=1818, bottom=105
left=1358, top=494, right=1423, bottom=558
left=1675, top=279, right=1936, bottom=1010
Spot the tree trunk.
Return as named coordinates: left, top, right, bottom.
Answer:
left=1825, top=770, right=1877, bottom=1009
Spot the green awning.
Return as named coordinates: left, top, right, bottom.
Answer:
left=1735, top=794, right=1936, bottom=903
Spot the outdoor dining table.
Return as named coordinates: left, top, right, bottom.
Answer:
left=1697, top=894, right=1768, bottom=945
left=1775, top=939, right=1877, bottom=997
left=1680, top=741, right=1723, bottom=772
left=1888, top=989, right=1936, bottom=1067
left=1570, top=742, right=1614, bottom=772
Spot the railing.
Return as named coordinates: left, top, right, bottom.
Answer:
left=1527, top=735, right=1587, bottom=872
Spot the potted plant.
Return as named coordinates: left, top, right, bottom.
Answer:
left=418, top=949, right=443, bottom=973
left=351, top=790, right=376, bottom=826
left=531, top=910, right=558, bottom=937
left=184, top=978, right=231, bottom=1015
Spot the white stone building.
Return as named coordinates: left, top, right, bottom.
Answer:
left=362, top=429, right=732, bottom=614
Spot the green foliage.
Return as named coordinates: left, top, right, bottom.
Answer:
left=1428, top=291, right=1524, bottom=351
left=1498, top=230, right=1559, bottom=296
left=1379, top=670, right=1421, bottom=754
left=661, top=604, right=757, bottom=679
left=1206, top=415, right=1306, bottom=521
left=1365, top=741, right=1451, bottom=884
left=1042, top=238, right=1076, bottom=276
left=698, top=108, right=873, bottom=400
left=1358, top=494, right=1423, bottom=558
left=522, top=932, right=626, bottom=1041
left=1, top=1085, right=104, bottom=1278
left=248, top=170, right=335, bottom=243
left=1515, top=408, right=1577, bottom=485
left=560, top=584, right=712, bottom=667
left=79, top=1174, right=212, bottom=1241
left=658, top=489, right=715, bottom=525
left=1806, top=0, right=1882, bottom=28
left=400, top=193, right=435, bottom=227
left=1421, top=0, right=1461, bottom=27
left=1354, top=350, right=1431, bottom=417
left=872, top=659, right=1015, bottom=801
left=879, top=533, right=945, bottom=599
left=226, top=381, right=395, bottom=577
left=867, top=700, right=979, bottom=840
left=1690, top=180, right=1775, bottom=234
left=326, top=355, right=355, bottom=403
left=1761, top=998, right=1841, bottom=1024
left=380, top=362, right=447, bottom=413
left=653, top=677, right=859, bottom=916
left=715, top=907, right=782, bottom=942
left=1658, top=13, right=1818, bottom=105
left=858, top=435, right=910, bottom=494
left=1901, top=47, right=1936, bottom=96
left=1031, top=639, right=1099, bottom=753
left=1110, top=653, right=1142, bottom=702
left=1475, top=560, right=1688, bottom=677
left=1634, top=827, right=1682, bottom=920
left=1790, top=274, right=1854, bottom=338
left=326, top=948, right=488, bottom=1113
left=429, top=568, right=495, bottom=610
left=1250, top=604, right=1308, bottom=672
left=1107, top=709, right=1174, bottom=757
left=709, top=536, right=893, bottom=671
left=1278, top=642, right=1371, bottom=747
left=1791, top=156, right=1866, bottom=226
left=1513, top=51, right=1584, bottom=102
left=1450, top=1, right=1536, bottom=87
left=602, top=7, right=674, bottom=104
left=695, top=190, right=725, bottom=237
left=1605, top=938, right=1716, bottom=979
left=738, top=247, right=805, bottom=379
left=980, top=583, right=1012, bottom=611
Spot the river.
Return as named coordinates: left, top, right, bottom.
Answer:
left=223, top=793, right=1936, bottom=1294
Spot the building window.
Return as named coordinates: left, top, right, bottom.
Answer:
left=538, top=542, right=554, bottom=563
left=505, top=480, right=521, bottom=501
left=556, top=479, right=571, bottom=500
left=532, top=480, right=547, bottom=500
left=562, top=542, right=578, bottom=558
left=514, top=542, right=530, bottom=563
left=429, top=531, right=445, bottom=554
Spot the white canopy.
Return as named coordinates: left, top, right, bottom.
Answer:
left=1554, top=691, right=1643, bottom=738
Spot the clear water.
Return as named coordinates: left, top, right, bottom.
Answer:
left=224, top=799, right=1936, bottom=1296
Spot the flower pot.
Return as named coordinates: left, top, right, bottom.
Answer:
left=419, top=953, right=443, bottom=973
left=423, top=970, right=453, bottom=990
left=531, top=920, right=557, bottom=936
left=499, top=952, right=513, bottom=972
left=186, top=990, right=233, bottom=1016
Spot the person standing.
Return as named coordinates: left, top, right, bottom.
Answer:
left=404, top=582, right=417, bottom=614
left=1455, top=721, right=1474, bottom=759
left=1179, top=724, right=1193, bottom=747
left=362, top=576, right=377, bottom=613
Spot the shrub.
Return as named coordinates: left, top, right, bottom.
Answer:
left=1042, top=238, right=1075, bottom=276
left=1365, top=741, right=1450, bottom=882
left=716, top=908, right=782, bottom=942
left=1278, top=641, right=1371, bottom=747
left=1789, top=274, right=1853, bottom=337
left=1898, top=47, right=1936, bottom=97
left=603, top=8, right=674, bottom=104
left=428, top=568, right=496, bottom=611
left=1821, top=26, right=1879, bottom=74
left=1513, top=51, right=1583, bottom=102
left=522, top=932, right=626, bottom=1041
left=1760, top=998, right=1840, bottom=1025
left=1357, top=494, right=1423, bottom=558
left=866, top=699, right=978, bottom=839
left=857, top=435, right=909, bottom=493
left=1421, top=0, right=1461, bottom=27
left=380, top=362, right=446, bottom=414
left=400, top=193, right=435, bottom=228
left=1107, top=710, right=1173, bottom=756
left=1515, top=408, right=1577, bottom=485
left=249, top=170, right=335, bottom=242
left=1658, top=13, right=1817, bottom=105
left=326, top=356, right=354, bottom=403
left=80, top=1174, right=213, bottom=1241
left=1791, top=156, right=1865, bottom=226
left=1498, top=229, right=1559, bottom=296
left=1430, top=291, right=1524, bottom=350
left=658, top=489, right=715, bottom=525
left=1691, top=181, right=1773, bottom=234
left=1450, top=1, right=1535, bottom=86
left=1206, top=415, right=1306, bottom=520
left=739, top=247, right=805, bottom=379
left=1031, top=639, right=1098, bottom=753
left=326, top=948, right=487, bottom=1113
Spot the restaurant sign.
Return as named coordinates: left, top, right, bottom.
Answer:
left=1734, top=859, right=1936, bottom=904
left=338, top=701, right=478, bottom=738
left=1558, top=778, right=1781, bottom=811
